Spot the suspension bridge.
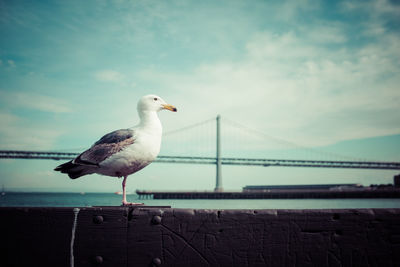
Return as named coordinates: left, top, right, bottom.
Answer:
left=1, top=116, right=400, bottom=192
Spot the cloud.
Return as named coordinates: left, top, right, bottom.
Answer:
left=0, top=112, right=19, bottom=125
left=1, top=0, right=398, bottom=150
left=94, top=70, right=125, bottom=83
left=275, top=0, right=321, bottom=22
left=341, top=0, right=400, bottom=17
left=135, top=27, right=400, bottom=147
left=7, top=60, right=16, bottom=68
left=0, top=58, right=16, bottom=68
left=302, top=24, right=348, bottom=44
left=0, top=91, right=72, bottom=113
left=0, top=111, right=63, bottom=150
left=340, top=0, right=400, bottom=37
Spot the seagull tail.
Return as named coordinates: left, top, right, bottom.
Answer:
left=54, top=160, right=91, bottom=179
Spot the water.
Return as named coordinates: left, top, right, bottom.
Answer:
left=1, top=192, right=400, bottom=209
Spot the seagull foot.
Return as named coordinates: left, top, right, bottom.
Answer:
left=121, top=201, right=144, bottom=206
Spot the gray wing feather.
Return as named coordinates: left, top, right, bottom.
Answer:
left=74, top=129, right=135, bottom=166
left=94, top=129, right=134, bottom=145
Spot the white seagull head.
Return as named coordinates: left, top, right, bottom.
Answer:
left=137, top=94, right=177, bottom=113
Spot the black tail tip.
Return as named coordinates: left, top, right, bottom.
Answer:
left=54, top=160, right=74, bottom=173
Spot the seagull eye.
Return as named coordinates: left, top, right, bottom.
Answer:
left=153, top=97, right=158, bottom=101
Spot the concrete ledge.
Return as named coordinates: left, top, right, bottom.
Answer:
left=1, top=207, right=400, bottom=266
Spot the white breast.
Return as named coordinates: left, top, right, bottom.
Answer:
left=97, top=128, right=162, bottom=177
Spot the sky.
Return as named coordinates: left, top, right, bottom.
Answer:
left=0, top=0, right=399, bottom=192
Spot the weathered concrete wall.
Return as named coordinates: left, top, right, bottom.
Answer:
left=1, top=207, right=400, bottom=266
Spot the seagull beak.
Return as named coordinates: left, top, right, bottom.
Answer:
left=162, top=104, right=177, bottom=112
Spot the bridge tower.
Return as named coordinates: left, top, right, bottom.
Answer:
left=214, top=115, right=223, bottom=192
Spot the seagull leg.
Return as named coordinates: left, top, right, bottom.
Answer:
left=122, top=176, right=128, bottom=204
left=121, top=175, right=144, bottom=206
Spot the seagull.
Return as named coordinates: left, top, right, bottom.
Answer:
left=54, top=94, right=177, bottom=205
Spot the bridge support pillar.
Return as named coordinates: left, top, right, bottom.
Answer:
left=215, top=115, right=223, bottom=192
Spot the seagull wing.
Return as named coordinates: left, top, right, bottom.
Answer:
left=73, top=129, right=135, bottom=166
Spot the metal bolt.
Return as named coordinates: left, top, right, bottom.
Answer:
left=93, top=215, right=104, bottom=224
left=152, top=215, right=162, bottom=225
left=94, top=255, right=103, bottom=265
left=152, top=257, right=162, bottom=266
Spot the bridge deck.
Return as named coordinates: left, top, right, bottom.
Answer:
left=1, top=150, right=400, bottom=169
